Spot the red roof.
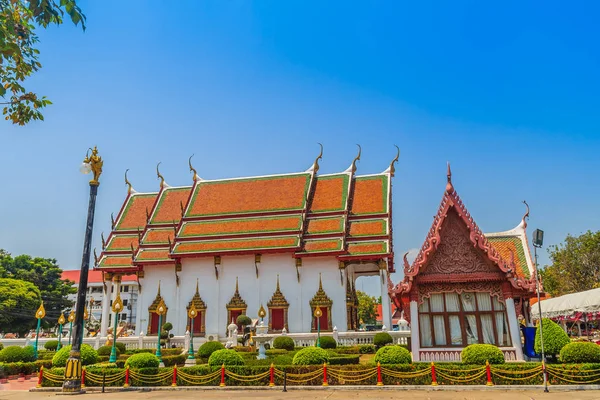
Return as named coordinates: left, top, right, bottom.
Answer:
left=62, top=270, right=136, bottom=284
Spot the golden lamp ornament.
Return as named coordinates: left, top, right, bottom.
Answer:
left=314, top=306, right=323, bottom=318
left=68, top=310, right=75, bottom=323
left=36, top=302, right=46, bottom=319
left=188, top=303, right=198, bottom=319
left=258, top=304, right=266, bottom=320
left=157, top=298, right=167, bottom=316
left=112, top=294, right=124, bottom=313
left=58, top=313, right=66, bottom=325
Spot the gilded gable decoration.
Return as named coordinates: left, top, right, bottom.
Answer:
left=187, top=280, right=207, bottom=311
left=309, top=274, right=333, bottom=307
left=226, top=277, right=247, bottom=310
left=267, top=275, right=289, bottom=308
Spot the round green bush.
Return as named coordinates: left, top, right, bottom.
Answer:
left=236, top=315, right=252, bottom=327
left=374, top=345, right=411, bottom=364
left=125, top=352, right=159, bottom=369
left=535, top=318, right=570, bottom=356
left=273, top=336, right=295, bottom=351
left=115, top=342, right=126, bottom=354
left=319, top=336, right=337, bottom=349
left=373, top=332, right=393, bottom=348
left=208, top=349, right=244, bottom=367
left=292, top=347, right=329, bottom=365
left=0, top=345, right=35, bottom=363
left=273, top=355, right=293, bottom=366
left=461, top=344, right=505, bottom=365
left=162, top=322, right=173, bottom=331
left=97, top=345, right=120, bottom=357
left=198, top=341, right=225, bottom=359
left=52, top=344, right=98, bottom=367
left=359, top=344, right=376, bottom=354
left=560, top=342, right=600, bottom=363
left=44, top=340, right=59, bottom=351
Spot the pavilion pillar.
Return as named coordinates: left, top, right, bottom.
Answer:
left=379, top=266, right=392, bottom=330
left=505, top=297, right=524, bottom=361
left=100, top=276, right=111, bottom=337
left=410, top=301, right=420, bottom=361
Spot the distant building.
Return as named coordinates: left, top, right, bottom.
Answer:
left=61, top=270, right=139, bottom=334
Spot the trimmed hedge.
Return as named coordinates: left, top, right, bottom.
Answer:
left=97, top=345, right=119, bottom=357
left=52, top=345, right=97, bottom=367
left=125, top=353, right=159, bottom=369
left=319, top=336, right=337, bottom=349
left=44, top=341, right=59, bottom=351
left=208, top=349, right=244, bottom=367
left=535, top=318, right=570, bottom=357
left=560, top=342, right=600, bottom=363
left=461, top=344, right=505, bottom=365
left=265, top=349, right=287, bottom=356
left=359, top=344, right=376, bottom=354
left=0, top=346, right=35, bottom=363
left=329, top=355, right=360, bottom=365
left=0, top=359, right=52, bottom=378
left=374, top=345, right=411, bottom=364
left=162, top=354, right=187, bottom=367
left=273, top=336, right=295, bottom=351
left=373, top=332, right=393, bottom=348
left=292, top=347, right=329, bottom=365
left=273, top=355, right=293, bottom=366
left=115, top=342, right=127, bottom=354
left=198, top=341, right=225, bottom=359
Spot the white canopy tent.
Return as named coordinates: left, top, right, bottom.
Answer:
left=531, top=287, right=600, bottom=319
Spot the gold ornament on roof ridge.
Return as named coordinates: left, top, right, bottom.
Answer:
left=189, top=154, right=199, bottom=182
left=313, top=143, right=323, bottom=173
left=389, top=145, right=400, bottom=177
left=156, top=162, right=165, bottom=188
left=125, top=169, right=133, bottom=194
left=350, top=144, right=361, bottom=174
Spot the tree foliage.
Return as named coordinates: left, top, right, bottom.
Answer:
left=0, top=250, right=75, bottom=330
left=540, top=230, right=600, bottom=297
left=0, top=278, right=41, bottom=335
left=1, top=0, right=85, bottom=125
left=356, top=290, right=378, bottom=325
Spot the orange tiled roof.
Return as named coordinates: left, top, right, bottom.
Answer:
left=299, top=238, right=343, bottom=253
left=173, top=236, right=300, bottom=254
left=349, top=219, right=387, bottom=237
left=180, top=215, right=303, bottom=238
left=351, top=175, right=388, bottom=215
left=136, top=248, right=172, bottom=262
left=305, top=217, right=345, bottom=236
left=116, top=194, right=158, bottom=230
left=345, top=240, right=389, bottom=256
left=308, top=174, right=349, bottom=213
left=105, top=234, right=139, bottom=252
left=142, top=228, right=176, bottom=245
left=186, top=174, right=311, bottom=217
left=98, top=255, right=134, bottom=269
left=151, top=187, right=191, bottom=224
left=487, top=236, right=531, bottom=279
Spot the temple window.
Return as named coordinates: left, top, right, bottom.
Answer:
left=419, top=292, right=511, bottom=347
left=226, top=277, right=247, bottom=333
left=186, top=280, right=207, bottom=336
left=267, top=275, right=289, bottom=333
left=309, top=274, right=333, bottom=332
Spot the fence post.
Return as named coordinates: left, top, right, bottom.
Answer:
left=36, top=365, right=43, bottom=388
left=322, top=362, right=328, bottom=386
left=430, top=362, right=438, bottom=386
left=486, top=360, right=493, bottom=386
left=376, top=362, right=383, bottom=386
left=102, top=371, right=106, bottom=393
left=220, top=363, right=226, bottom=387
left=81, top=367, right=86, bottom=388
left=269, top=363, right=275, bottom=387
left=124, top=366, right=130, bottom=388
left=283, top=371, right=287, bottom=392
left=171, top=364, right=177, bottom=387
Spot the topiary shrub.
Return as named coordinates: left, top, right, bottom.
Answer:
left=374, top=345, right=411, bottom=364
left=125, top=352, right=159, bottom=369
left=208, top=349, right=244, bottom=367
left=273, top=355, right=293, bottom=366
left=535, top=318, right=570, bottom=357
left=197, top=341, right=225, bottom=359
left=273, top=336, right=295, bottom=351
left=359, top=344, right=376, bottom=354
left=44, top=340, right=59, bottom=351
left=0, top=346, right=35, bottom=363
left=373, top=332, right=393, bottom=348
left=236, top=315, right=252, bottom=327
left=292, top=347, right=329, bottom=365
left=115, top=342, right=126, bottom=354
left=97, top=345, right=120, bottom=357
left=461, top=344, right=505, bottom=365
left=319, top=336, right=337, bottom=349
left=560, top=342, right=600, bottom=363
left=52, top=345, right=98, bottom=367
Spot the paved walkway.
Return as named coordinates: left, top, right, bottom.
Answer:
left=1, top=389, right=599, bottom=400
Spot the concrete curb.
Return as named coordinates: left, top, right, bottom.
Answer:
left=30, top=385, right=600, bottom=392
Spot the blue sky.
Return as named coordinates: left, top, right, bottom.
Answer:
left=1, top=1, right=599, bottom=296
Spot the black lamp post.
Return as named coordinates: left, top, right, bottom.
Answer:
left=62, top=147, right=103, bottom=393
left=532, top=228, right=548, bottom=393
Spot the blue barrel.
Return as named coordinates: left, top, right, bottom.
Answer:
left=522, top=326, right=537, bottom=357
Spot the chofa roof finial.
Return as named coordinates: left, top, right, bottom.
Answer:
left=189, top=154, right=199, bottom=182
left=351, top=144, right=361, bottom=173
left=446, top=162, right=453, bottom=192
left=522, top=200, right=530, bottom=229
left=313, top=143, right=323, bottom=173
left=389, top=145, right=400, bottom=177
left=124, top=169, right=134, bottom=194
left=156, top=162, right=165, bottom=188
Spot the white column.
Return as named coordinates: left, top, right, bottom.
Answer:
left=410, top=300, right=420, bottom=362
left=100, top=280, right=110, bottom=337
left=505, top=297, right=524, bottom=361
left=135, top=278, right=144, bottom=334
left=380, top=270, right=393, bottom=330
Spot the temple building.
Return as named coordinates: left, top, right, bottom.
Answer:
left=389, top=165, right=537, bottom=361
left=95, top=147, right=398, bottom=340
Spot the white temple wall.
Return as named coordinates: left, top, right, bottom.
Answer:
left=140, top=254, right=347, bottom=337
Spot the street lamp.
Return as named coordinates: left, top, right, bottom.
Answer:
left=62, top=146, right=103, bottom=393
left=314, top=306, right=322, bottom=348
left=155, top=298, right=167, bottom=366
left=258, top=304, right=266, bottom=324
left=57, top=313, right=66, bottom=351
left=532, top=228, right=548, bottom=393
left=33, top=302, right=45, bottom=360
left=109, top=294, right=123, bottom=363
left=187, top=304, right=198, bottom=361
left=67, top=311, right=75, bottom=345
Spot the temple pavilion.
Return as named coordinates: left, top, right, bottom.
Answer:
left=95, top=147, right=398, bottom=340
left=389, top=165, right=538, bottom=361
